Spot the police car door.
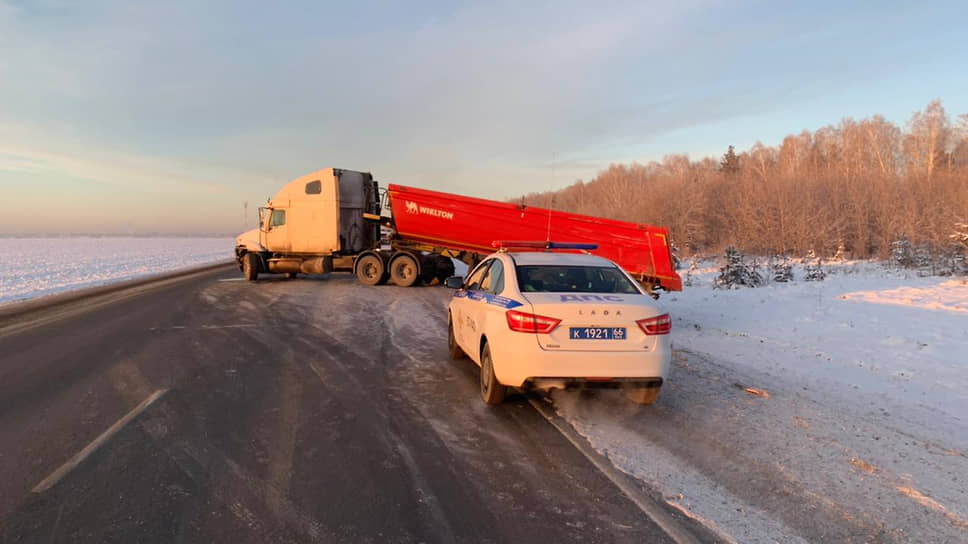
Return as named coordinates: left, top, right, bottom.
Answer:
left=455, top=259, right=492, bottom=356
left=468, top=258, right=507, bottom=357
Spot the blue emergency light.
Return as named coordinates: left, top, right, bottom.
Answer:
left=491, top=241, right=599, bottom=250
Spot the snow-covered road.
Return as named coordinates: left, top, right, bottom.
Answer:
left=552, top=262, right=968, bottom=542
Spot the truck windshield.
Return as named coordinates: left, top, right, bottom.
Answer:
left=515, top=265, right=640, bottom=294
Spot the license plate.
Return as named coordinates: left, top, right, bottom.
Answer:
left=569, top=327, right=627, bottom=340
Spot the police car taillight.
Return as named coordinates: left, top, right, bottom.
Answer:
left=506, top=310, right=561, bottom=334
left=636, top=313, right=671, bottom=335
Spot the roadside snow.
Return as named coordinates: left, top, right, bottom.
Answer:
left=551, top=261, right=968, bottom=542
left=842, top=278, right=968, bottom=313
left=0, top=236, right=232, bottom=305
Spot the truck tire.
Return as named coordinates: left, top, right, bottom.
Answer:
left=286, top=272, right=297, bottom=279
left=624, top=385, right=661, bottom=405
left=356, top=254, right=384, bottom=286
left=390, top=253, right=420, bottom=287
left=435, top=256, right=456, bottom=284
left=479, top=342, right=506, bottom=405
left=243, top=253, right=260, bottom=281
left=448, top=316, right=466, bottom=360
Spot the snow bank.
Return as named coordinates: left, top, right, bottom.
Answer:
left=551, top=260, right=968, bottom=542
left=672, top=261, right=968, bottom=422
left=841, top=278, right=968, bottom=313
left=0, top=236, right=232, bottom=305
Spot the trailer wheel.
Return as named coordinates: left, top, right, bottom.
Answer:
left=447, top=315, right=466, bottom=360
left=242, top=253, right=260, bottom=281
left=480, top=342, right=506, bottom=405
left=356, top=254, right=384, bottom=286
left=435, top=256, right=455, bottom=284
left=390, top=253, right=420, bottom=287
left=624, top=384, right=661, bottom=405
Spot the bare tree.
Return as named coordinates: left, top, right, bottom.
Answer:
left=512, top=99, right=967, bottom=261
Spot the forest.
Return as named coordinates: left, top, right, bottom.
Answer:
left=518, top=100, right=968, bottom=261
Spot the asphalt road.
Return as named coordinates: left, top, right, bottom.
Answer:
left=0, top=267, right=710, bottom=543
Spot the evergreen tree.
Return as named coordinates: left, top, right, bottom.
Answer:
left=891, top=238, right=915, bottom=268
left=720, top=145, right=741, bottom=175
left=684, top=256, right=699, bottom=287
left=804, top=254, right=826, bottom=281
left=914, top=244, right=934, bottom=276
left=952, top=223, right=968, bottom=249
left=770, top=254, right=794, bottom=282
left=833, top=242, right=846, bottom=261
left=715, top=247, right=763, bottom=288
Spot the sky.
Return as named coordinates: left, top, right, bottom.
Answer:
left=1, top=0, right=966, bottom=235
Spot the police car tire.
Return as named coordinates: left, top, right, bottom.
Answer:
left=625, top=385, right=661, bottom=405
left=480, top=343, right=506, bottom=405
left=448, top=317, right=466, bottom=360
left=243, top=253, right=259, bottom=281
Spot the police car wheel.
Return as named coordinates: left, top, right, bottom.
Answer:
left=479, top=342, right=506, bottom=405
left=448, top=316, right=465, bottom=360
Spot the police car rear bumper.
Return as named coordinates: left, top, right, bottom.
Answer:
left=490, top=334, right=670, bottom=388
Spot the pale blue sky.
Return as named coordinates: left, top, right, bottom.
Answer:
left=1, top=0, right=965, bottom=234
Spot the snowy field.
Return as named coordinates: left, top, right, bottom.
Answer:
left=551, top=261, right=968, bottom=542
left=0, top=236, right=233, bottom=305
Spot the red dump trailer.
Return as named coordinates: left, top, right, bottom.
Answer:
left=234, top=167, right=680, bottom=292
left=383, top=184, right=682, bottom=292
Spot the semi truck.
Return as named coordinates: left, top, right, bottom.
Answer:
left=234, top=167, right=682, bottom=293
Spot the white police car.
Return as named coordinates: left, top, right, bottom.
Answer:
left=445, top=243, right=671, bottom=405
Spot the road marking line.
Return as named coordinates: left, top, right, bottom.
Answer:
left=218, top=278, right=245, bottom=282
left=527, top=396, right=708, bottom=544
left=31, top=388, right=170, bottom=493
left=149, top=324, right=256, bottom=331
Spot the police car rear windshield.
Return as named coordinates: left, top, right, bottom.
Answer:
left=515, top=265, right=640, bottom=294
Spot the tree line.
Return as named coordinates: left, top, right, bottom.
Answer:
left=518, top=99, right=968, bottom=259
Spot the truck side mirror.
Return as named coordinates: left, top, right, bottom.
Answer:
left=443, top=276, right=464, bottom=289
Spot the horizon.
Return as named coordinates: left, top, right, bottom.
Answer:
left=2, top=1, right=966, bottom=235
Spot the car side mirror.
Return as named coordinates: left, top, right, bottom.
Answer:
left=443, top=276, right=464, bottom=289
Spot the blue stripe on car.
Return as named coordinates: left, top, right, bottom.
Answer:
left=453, top=290, right=523, bottom=309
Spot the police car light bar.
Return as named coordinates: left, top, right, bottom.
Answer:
left=491, top=241, right=599, bottom=250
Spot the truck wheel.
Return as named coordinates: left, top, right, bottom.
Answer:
left=356, top=254, right=384, bottom=286
left=624, top=385, right=661, bottom=405
left=243, top=253, right=260, bottom=281
left=435, top=256, right=455, bottom=284
left=448, top=316, right=466, bottom=360
left=286, top=272, right=297, bottom=279
left=390, top=254, right=420, bottom=287
left=480, top=343, right=506, bottom=405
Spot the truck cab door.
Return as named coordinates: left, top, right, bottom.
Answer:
left=263, top=208, right=291, bottom=253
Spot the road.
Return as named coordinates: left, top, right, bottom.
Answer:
left=0, top=267, right=714, bottom=543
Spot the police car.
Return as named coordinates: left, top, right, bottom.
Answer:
left=445, top=242, right=671, bottom=405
